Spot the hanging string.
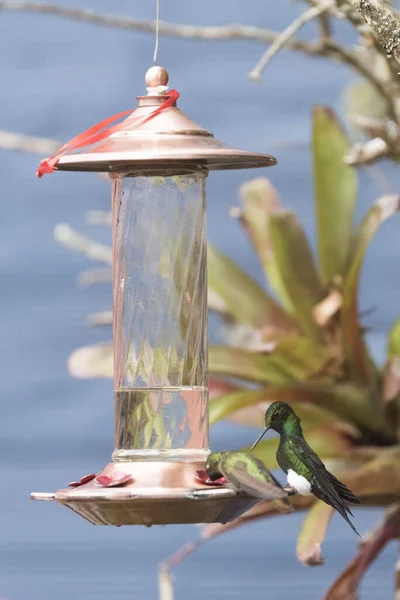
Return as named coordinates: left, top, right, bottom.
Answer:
left=153, top=0, right=160, bottom=64
left=36, top=0, right=171, bottom=177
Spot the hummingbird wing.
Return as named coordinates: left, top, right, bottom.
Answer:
left=290, top=438, right=358, bottom=508
left=327, top=471, right=359, bottom=505
left=219, top=454, right=288, bottom=499
left=287, top=437, right=360, bottom=536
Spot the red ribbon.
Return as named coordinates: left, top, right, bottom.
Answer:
left=36, top=89, right=180, bottom=178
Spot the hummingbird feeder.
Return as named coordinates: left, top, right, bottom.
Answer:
left=31, top=66, right=277, bottom=526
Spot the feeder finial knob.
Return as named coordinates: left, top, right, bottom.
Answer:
left=145, top=66, right=169, bottom=89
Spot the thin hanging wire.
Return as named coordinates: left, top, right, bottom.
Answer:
left=153, top=0, right=160, bottom=64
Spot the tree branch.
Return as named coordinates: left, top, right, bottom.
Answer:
left=0, top=129, right=110, bottom=180
left=0, top=1, right=394, bottom=112
left=85, top=210, right=112, bottom=226
left=53, top=224, right=112, bottom=265
left=345, top=137, right=390, bottom=165
left=0, top=129, right=59, bottom=154
left=304, top=0, right=333, bottom=38
left=86, top=310, right=113, bottom=326
left=2, top=0, right=400, bottom=169
left=355, top=0, right=400, bottom=65
left=249, top=1, right=335, bottom=81
left=0, top=1, right=311, bottom=48
left=79, top=267, right=112, bottom=287
left=321, top=40, right=397, bottom=120
left=159, top=540, right=205, bottom=600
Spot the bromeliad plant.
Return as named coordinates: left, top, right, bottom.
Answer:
left=201, top=107, right=400, bottom=597
left=59, top=107, right=400, bottom=598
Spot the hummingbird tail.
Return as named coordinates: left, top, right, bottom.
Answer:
left=336, top=505, right=360, bottom=537
left=327, top=472, right=360, bottom=505
left=313, top=489, right=360, bottom=537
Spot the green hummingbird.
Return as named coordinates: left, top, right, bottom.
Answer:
left=206, top=451, right=292, bottom=513
left=251, top=401, right=360, bottom=535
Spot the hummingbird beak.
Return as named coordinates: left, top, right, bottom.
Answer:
left=251, top=426, right=269, bottom=450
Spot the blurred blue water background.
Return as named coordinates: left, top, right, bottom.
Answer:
left=1, top=1, right=399, bottom=599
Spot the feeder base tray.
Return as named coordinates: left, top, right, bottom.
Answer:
left=31, top=460, right=261, bottom=526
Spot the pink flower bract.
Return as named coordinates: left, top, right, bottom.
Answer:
left=95, top=472, right=132, bottom=488
left=68, top=473, right=97, bottom=488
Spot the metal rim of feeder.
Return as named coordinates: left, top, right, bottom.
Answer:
left=31, top=65, right=278, bottom=527
left=55, top=66, right=277, bottom=173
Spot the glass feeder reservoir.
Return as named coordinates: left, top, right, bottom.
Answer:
left=31, top=67, right=277, bottom=526
left=112, top=165, right=209, bottom=464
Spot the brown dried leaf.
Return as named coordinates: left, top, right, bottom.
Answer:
left=313, top=289, right=342, bottom=327
left=325, top=504, right=400, bottom=600
left=383, top=357, right=400, bottom=402
left=201, top=494, right=316, bottom=541
left=297, top=501, right=334, bottom=566
left=342, top=448, right=400, bottom=498
left=395, top=546, right=400, bottom=600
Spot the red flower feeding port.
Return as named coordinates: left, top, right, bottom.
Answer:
left=31, top=66, right=277, bottom=526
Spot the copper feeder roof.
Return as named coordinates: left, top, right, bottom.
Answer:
left=31, top=66, right=280, bottom=526
left=56, top=66, right=277, bottom=173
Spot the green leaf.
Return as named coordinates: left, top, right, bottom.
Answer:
left=210, top=388, right=351, bottom=432
left=268, top=211, right=326, bottom=342
left=207, top=243, right=293, bottom=330
left=228, top=400, right=355, bottom=433
left=341, top=195, right=400, bottom=386
left=297, top=501, right=334, bottom=566
left=272, top=334, right=335, bottom=379
left=387, top=317, right=400, bottom=359
left=209, top=346, right=296, bottom=385
left=383, top=317, right=400, bottom=402
left=239, top=178, right=293, bottom=312
left=210, top=389, right=266, bottom=425
left=312, top=107, right=357, bottom=282
left=209, top=337, right=332, bottom=387
left=209, top=377, right=386, bottom=434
